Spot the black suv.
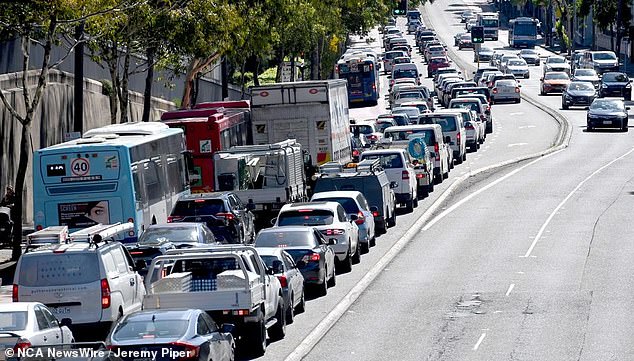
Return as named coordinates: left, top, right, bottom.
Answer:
left=599, top=72, right=632, bottom=100
left=168, top=192, right=256, bottom=244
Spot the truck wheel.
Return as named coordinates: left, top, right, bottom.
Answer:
left=245, top=321, right=266, bottom=357
left=427, top=180, right=434, bottom=193
left=369, top=236, right=376, bottom=247
left=413, top=195, right=419, bottom=208
left=317, top=274, right=328, bottom=296
left=351, top=242, right=361, bottom=264
left=268, top=300, right=286, bottom=341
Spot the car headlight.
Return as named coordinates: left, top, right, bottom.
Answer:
left=626, top=83, right=632, bottom=88
left=602, top=84, right=608, bottom=88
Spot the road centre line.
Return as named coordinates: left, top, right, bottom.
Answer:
left=505, top=283, right=515, bottom=296
left=522, top=146, right=634, bottom=257
left=473, top=333, right=487, bottom=350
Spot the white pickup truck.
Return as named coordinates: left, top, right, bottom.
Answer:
left=143, top=245, right=285, bottom=356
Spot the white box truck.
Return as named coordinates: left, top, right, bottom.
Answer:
left=250, top=80, right=352, bottom=178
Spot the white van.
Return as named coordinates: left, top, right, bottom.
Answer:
left=419, top=112, right=467, bottom=165
left=13, top=240, right=145, bottom=337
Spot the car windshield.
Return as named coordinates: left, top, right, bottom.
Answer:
left=508, top=60, right=526, bottom=66
left=548, top=57, right=565, bottom=64
left=0, top=312, right=27, bottom=331
left=545, top=73, right=569, bottom=80
left=19, top=253, right=100, bottom=287
left=520, top=49, right=538, bottom=55
left=399, top=92, right=422, bottom=99
left=450, top=101, right=480, bottom=112
left=312, top=197, right=359, bottom=213
left=568, top=82, right=594, bottom=91
left=602, top=73, right=629, bottom=82
left=256, top=230, right=314, bottom=247
left=574, top=69, right=596, bottom=77
left=430, top=46, right=444, bottom=52
left=594, top=52, right=617, bottom=60
left=112, top=319, right=189, bottom=341
left=394, top=70, right=417, bottom=79
left=394, top=58, right=410, bottom=64
left=278, top=210, right=334, bottom=226
left=590, top=100, right=625, bottom=111
left=361, top=153, right=404, bottom=169
left=352, top=125, right=373, bottom=135
left=386, top=51, right=405, bottom=60
left=139, top=227, right=199, bottom=244
left=431, top=58, right=448, bottom=64
left=171, top=199, right=225, bottom=216
left=496, top=80, right=517, bottom=87
left=420, top=115, right=458, bottom=131
left=376, top=120, right=394, bottom=131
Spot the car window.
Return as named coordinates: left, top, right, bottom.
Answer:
left=361, top=153, right=403, bottom=169
left=202, top=313, right=218, bottom=332
left=34, top=307, right=52, bottom=330
left=249, top=254, right=263, bottom=275
left=197, top=314, right=211, bottom=335
left=277, top=210, right=334, bottom=226
left=0, top=312, right=27, bottom=331
left=139, top=226, right=200, bottom=244
left=18, top=253, right=100, bottom=287
left=337, top=205, right=347, bottom=222
left=313, top=197, right=360, bottom=213
left=282, top=253, right=295, bottom=270
left=112, top=319, right=189, bottom=341
left=603, top=73, right=628, bottom=82
left=111, top=246, right=130, bottom=274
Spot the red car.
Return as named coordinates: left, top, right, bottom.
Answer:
left=427, top=57, right=451, bottom=77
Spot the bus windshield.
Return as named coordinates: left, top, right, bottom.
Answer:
left=514, top=23, right=537, bottom=36
left=481, top=18, right=498, bottom=27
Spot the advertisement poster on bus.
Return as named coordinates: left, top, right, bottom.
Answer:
left=58, top=200, right=110, bottom=229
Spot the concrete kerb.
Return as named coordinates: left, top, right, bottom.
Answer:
left=284, top=11, right=573, bottom=361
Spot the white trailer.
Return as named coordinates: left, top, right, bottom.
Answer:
left=213, top=139, right=307, bottom=216
left=250, top=80, right=352, bottom=172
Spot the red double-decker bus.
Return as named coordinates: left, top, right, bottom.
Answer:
left=161, top=101, right=252, bottom=192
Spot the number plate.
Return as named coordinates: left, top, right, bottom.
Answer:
left=603, top=120, right=612, bottom=125
left=350, top=63, right=358, bottom=72
left=51, top=307, right=71, bottom=315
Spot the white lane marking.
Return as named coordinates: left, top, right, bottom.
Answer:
left=505, top=283, right=515, bottom=296
left=519, top=125, right=537, bottom=129
left=522, top=146, right=634, bottom=257
left=508, top=143, right=528, bottom=147
left=422, top=149, right=563, bottom=231
left=509, top=112, right=524, bottom=116
left=473, top=333, right=487, bottom=350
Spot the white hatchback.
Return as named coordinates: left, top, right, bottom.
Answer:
left=0, top=302, right=74, bottom=352
left=360, top=149, right=418, bottom=212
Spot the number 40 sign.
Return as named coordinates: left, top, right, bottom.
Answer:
left=71, top=157, right=90, bottom=176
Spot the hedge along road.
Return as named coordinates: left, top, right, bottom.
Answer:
left=253, top=16, right=567, bottom=361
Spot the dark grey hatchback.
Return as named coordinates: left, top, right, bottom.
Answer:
left=586, top=98, right=630, bottom=131
left=562, top=81, right=597, bottom=109
left=598, top=72, right=632, bottom=100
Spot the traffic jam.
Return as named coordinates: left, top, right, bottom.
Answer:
left=1, top=3, right=630, bottom=361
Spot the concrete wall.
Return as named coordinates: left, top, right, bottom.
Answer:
left=0, top=69, right=175, bottom=225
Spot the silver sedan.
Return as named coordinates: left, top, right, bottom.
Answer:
left=491, top=79, right=522, bottom=104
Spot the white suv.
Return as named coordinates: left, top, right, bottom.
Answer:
left=13, top=240, right=145, bottom=338
left=360, top=149, right=418, bottom=211
left=274, top=202, right=360, bottom=273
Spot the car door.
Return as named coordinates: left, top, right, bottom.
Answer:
left=122, top=245, right=146, bottom=304
left=39, top=306, right=65, bottom=344
left=314, top=230, right=334, bottom=277
left=109, top=246, right=137, bottom=311
left=337, top=204, right=358, bottom=252
left=201, top=313, right=231, bottom=361
left=282, top=252, right=303, bottom=308
left=33, top=306, right=60, bottom=346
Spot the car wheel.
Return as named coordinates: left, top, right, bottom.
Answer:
left=455, top=154, right=463, bottom=165
left=360, top=241, right=370, bottom=254
left=562, top=101, right=569, bottom=110
left=443, top=167, right=449, bottom=179
left=623, top=120, right=629, bottom=132
left=626, top=94, right=632, bottom=101
left=413, top=194, right=419, bottom=207
left=417, top=185, right=428, bottom=199
left=369, top=236, right=376, bottom=247
left=387, top=212, right=396, bottom=227
left=316, top=275, right=328, bottom=296
left=525, top=74, right=530, bottom=79
left=462, top=152, right=467, bottom=161
left=268, top=299, right=286, bottom=341
left=587, top=124, right=593, bottom=132
left=434, top=172, right=443, bottom=184
left=540, top=88, right=546, bottom=96
left=337, top=251, right=353, bottom=273
left=245, top=320, right=266, bottom=357
left=295, top=291, right=306, bottom=314
left=286, top=295, right=295, bottom=324
left=351, top=241, right=361, bottom=264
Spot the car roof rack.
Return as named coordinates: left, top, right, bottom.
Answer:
left=69, top=222, right=134, bottom=247
left=25, top=226, right=70, bottom=251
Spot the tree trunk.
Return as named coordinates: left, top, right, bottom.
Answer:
left=181, top=54, right=220, bottom=109
left=142, top=47, right=155, bottom=123
left=276, top=46, right=285, bottom=82
left=253, top=57, right=261, bottom=86
left=310, top=44, right=319, bottom=80
left=119, top=48, right=131, bottom=123
left=290, top=55, right=296, bottom=82
left=11, top=121, right=31, bottom=261
left=108, top=64, right=119, bottom=124
left=239, top=59, right=247, bottom=97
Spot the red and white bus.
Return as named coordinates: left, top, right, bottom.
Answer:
left=161, top=101, right=252, bottom=193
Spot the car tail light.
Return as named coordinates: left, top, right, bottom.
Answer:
left=416, top=173, right=425, bottom=178
left=231, top=309, right=250, bottom=316
left=402, top=170, right=409, bottom=180
left=352, top=149, right=360, bottom=157
left=129, top=251, right=144, bottom=255
left=13, top=338, right=31, bottom=352
left=101, top=279, right=111, bottom=309
left=36, top=225, right=43, bottom=231
left=216, top=212, right=235, bottom=220
left=169, top=341, right=200, bottom=360
left=12, top=285, right=18, bottom=302
left=355, top=211, right=365, bottom=225
left=456, top=132, right=461, bottom=145
left=372, top=210, right=379, bottom=217
left=167, top=216, right=183, bottom=223
left=277, top=275, right=288, bottom=288
left=465, top=123, right=475, bottom=129
left=303, top=253, right=321, bottom=263
left=321, top=229, right=345, bottom=236
left=515, top=87, right=521, bottom=93
left=434, top=143, right=439, bottom=155
left=372, top=82, right=376, bottom=91
left=492, top=88, right=498, bottom=94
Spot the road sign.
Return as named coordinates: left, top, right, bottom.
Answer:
left=471, top=26, right=484, bottom=44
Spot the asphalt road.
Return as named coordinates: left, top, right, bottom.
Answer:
left=299, top=1, right=634, bottom=361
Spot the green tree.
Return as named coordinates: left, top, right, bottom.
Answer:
left=0, top=0, right=124, bottom=260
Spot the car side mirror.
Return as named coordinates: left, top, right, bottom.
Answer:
left=390, top=181, right=399, bottom=189
left=221, top=323, right=235, bottom=334
left=60, top=318, right=72, bottom=328
left=349, top=214, right=359, bottom=222
left=270, top=217, right=277, bottom=226
left=266, top=267, right=276, bottom=275
left=370, top=206, right=379, bottom=212
left=328, top=238, right=338, bottom=245
left=272, top=260, right=284, bottom=274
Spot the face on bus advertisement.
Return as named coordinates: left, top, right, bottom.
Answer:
left=58, top=200, right=110, bottom=228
